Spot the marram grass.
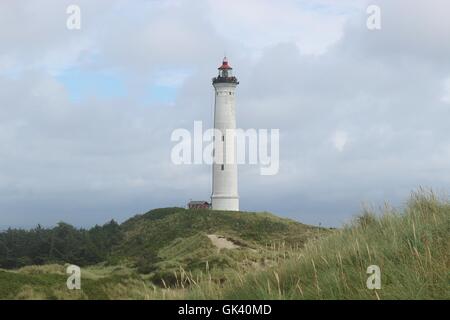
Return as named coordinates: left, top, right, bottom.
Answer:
left=0, top=190, right=448, bottom=300
left=187, top=190, right=449, bottom=300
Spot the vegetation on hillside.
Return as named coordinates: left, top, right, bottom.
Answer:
left=115, top=207, right=324, bottom=276
left=186, top=191, right=450, bottom=299
left=0, top=220, right=122, bottom=269
left=0, top=190, right=448, bottom=300
left=0, top=207, right=324, bottom=289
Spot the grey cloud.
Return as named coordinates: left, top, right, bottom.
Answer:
left=0, top=0, right=449, bottom=229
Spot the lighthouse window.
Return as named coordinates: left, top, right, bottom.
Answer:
left=221, top=164, right=224, bottom=171
left=229, top=92, right=232, bottom=95
left=222, top=135, right=225, bottom=141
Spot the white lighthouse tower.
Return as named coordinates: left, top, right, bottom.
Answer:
left=211, top=57, right=239, bottom=211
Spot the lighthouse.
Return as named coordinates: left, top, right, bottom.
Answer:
left=211, top=57, right=239, bottom=211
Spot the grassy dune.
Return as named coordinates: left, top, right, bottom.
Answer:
left=114, top=208, right=325, bottom=281
left=187, top=191, right=450, bottom=299
left=0, top=191, right=448, bottom=299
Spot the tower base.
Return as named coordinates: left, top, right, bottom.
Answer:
left=211, top=195, right=239, bottom=211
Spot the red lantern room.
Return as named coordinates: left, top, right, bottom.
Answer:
left=219, top=57, right=232, bottom=77
left=213, top=57, right=239, bottom=84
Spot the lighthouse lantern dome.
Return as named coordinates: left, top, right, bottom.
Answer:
left=213, top=57, right=239, bottom=84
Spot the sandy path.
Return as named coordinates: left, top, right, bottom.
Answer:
left=207, top=234, right=239, bottom=249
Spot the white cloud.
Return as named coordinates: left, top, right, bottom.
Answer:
left=1, top=0, right=450, bottom=228
left=331, top=130, right=348, bottom=152
left=205, top=0, right=360, bottom=55
left=441, top=77, right=450, bottom=104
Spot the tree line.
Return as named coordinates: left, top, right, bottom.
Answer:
left=0, top=220, right=123, bottom=269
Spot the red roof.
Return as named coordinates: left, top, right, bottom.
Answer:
left=218, top=57, right=232, bottom=70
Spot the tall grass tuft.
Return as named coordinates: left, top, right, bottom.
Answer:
left=186, top=189, right=449, bottom=300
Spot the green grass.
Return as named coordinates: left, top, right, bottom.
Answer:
left=118, top=208, right=322, bottom=256
left=0, top=207, right=324, bottom=299
left=0, top=190, right=448, bottom=300
left=186, top=190, right=450, bottom=299
left=113, top=207, right=325, bottom=278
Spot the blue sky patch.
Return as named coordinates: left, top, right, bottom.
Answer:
left=57, top=68, right=127, bottom=102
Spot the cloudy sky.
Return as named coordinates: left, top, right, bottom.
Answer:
left=1, top=0, right=449, bottom=229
